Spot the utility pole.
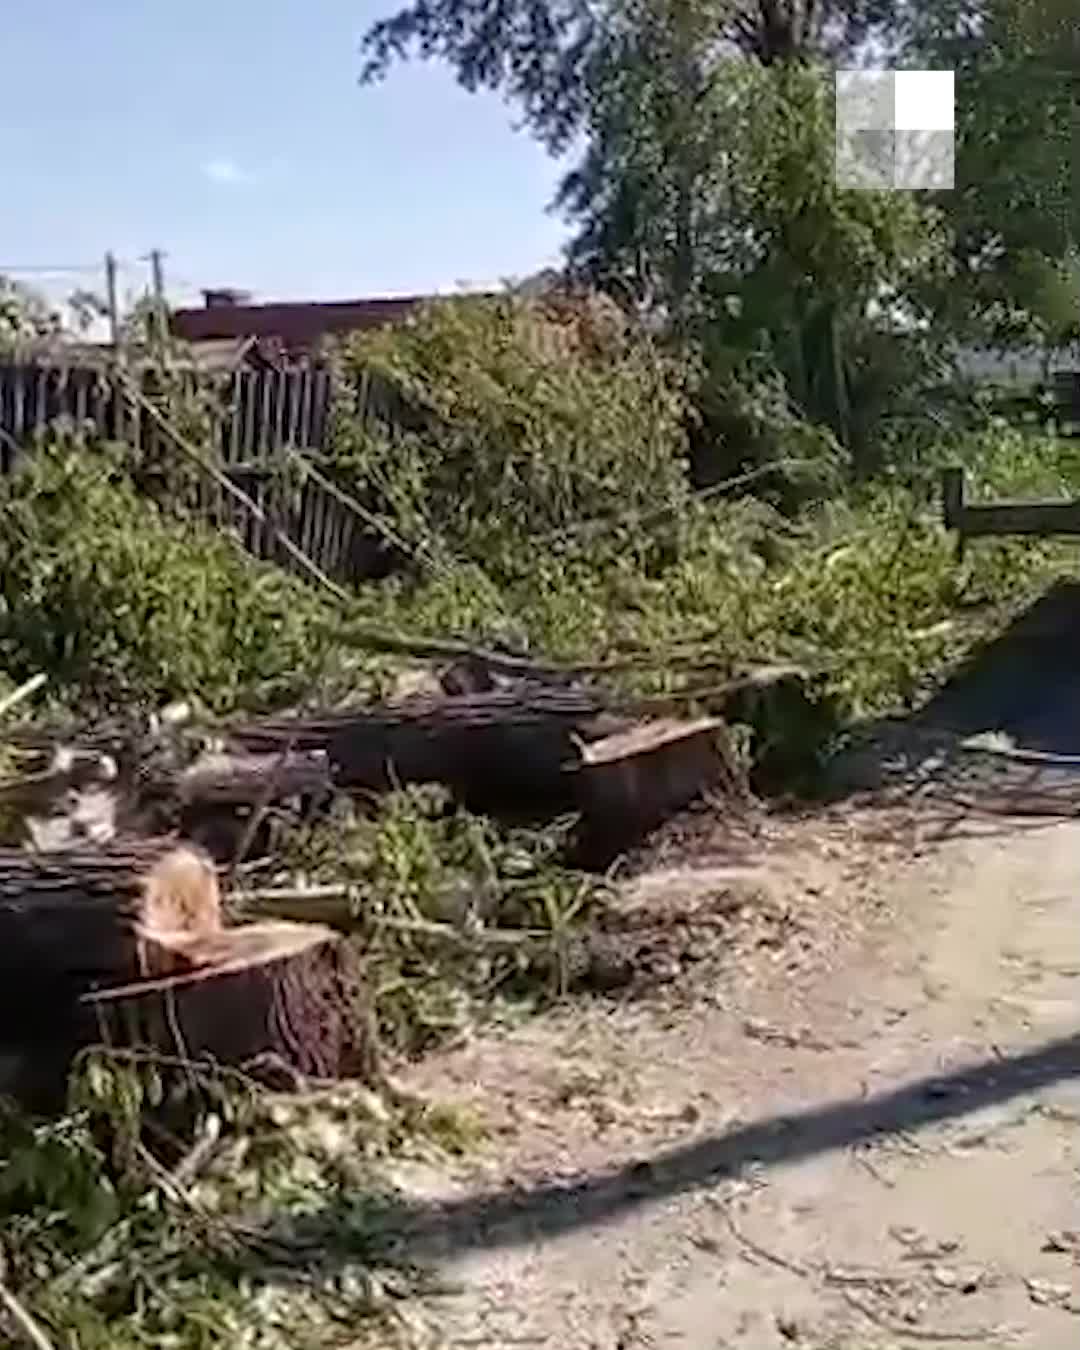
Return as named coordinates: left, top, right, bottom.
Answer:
left=149, top=248, right=165, bottom=307
left=148, top=248, right=167, bottom=349
left=104, top=251, right=119, bottom=351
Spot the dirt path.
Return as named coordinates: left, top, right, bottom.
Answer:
left=384, top=802, right=1080, bottom=1348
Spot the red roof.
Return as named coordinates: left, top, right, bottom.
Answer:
left=170, top=294, right=486, bottom=351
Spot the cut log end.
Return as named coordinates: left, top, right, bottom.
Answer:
left=0, top=838, right=227, bottom=1057
left=571, top=718, right=736, bottom=867
left=138, top=844, right=222, bottom=937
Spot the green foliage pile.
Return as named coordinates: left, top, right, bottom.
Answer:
left=335, top=293, right=692, bottom=578
left=357, top=464, right=1069, bottom=727
left=328, top=302, right=1075, bottom=731
left=277, top=784, right=608, bottom=1056
left=2, top=303, right=1072, bottom=757
left=0, top=435, right=381, bottom=715
left=0, top=1052, right=446, bottom=1349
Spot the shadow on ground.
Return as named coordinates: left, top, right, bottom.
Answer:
left=826, top=580, right=1080, bottom=809
left=915, top=580, right=1080, bottom=753
left=338, top=587, right=1080, bottom=1261
left=283, top=1029, right=1080, bottom=1266
left=264, top=584, right=1080, bottom=1272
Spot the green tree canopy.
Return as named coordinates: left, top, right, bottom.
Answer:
left=902, top=0, right=1080, bottom=345
left=361, top=0, right=904, bottom=151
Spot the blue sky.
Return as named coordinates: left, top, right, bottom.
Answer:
left=2, top=1, right=571, bottom=312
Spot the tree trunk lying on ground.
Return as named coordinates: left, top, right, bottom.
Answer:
left=0, top=838, right=222, bottom=996
left=138, top=749, right=335, bottom=862
left=149, top=749, right=333, bottom=810
left=0, top=747, right=334, bottom=860
left=228, top=685, right=634, bottom=812
left=81, top=920, right=377, bottom=1089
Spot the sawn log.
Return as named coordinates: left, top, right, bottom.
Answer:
left=0, top=838, right=222, bottom=1012
left=227, top=685, right=632, bottom=811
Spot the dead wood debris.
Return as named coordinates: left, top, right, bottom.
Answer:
left=0, top=664, right=801, bottom=1113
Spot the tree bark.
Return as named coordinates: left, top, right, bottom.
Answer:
left=570, top=718, right=735, bottom=865
left=81, top=921, right=377, bottom=1088
left=228, top=686, right=628, bottom=812
left=0, top=838, right=222, bottom=995
left=0, top=839, right=226, bottom=1102
left=157, top=750, right=333, bottom=809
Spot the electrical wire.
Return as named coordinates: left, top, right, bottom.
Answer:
left=0, top=262, right=105, bottom=276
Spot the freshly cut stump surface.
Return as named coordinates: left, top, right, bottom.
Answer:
left=572, top=718, right=731, bottom=865
left=81, top=920, right=377, bottom=1088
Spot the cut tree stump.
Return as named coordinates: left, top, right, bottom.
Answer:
left=81, top=920, right=376, bottom=1088
left=228, top=685, right=632, bottom=812
left=570, top=718, right=733, bottom=865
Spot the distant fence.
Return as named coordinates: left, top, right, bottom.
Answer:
left=0, top=361, right=337, bottom=464
left=0, top=360, right=411, bottom=586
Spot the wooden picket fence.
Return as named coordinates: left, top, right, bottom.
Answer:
left=0, top=360, right=412, bottom=586
left=0, top=360, right=336, bottom=460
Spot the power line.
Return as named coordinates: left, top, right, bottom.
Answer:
left=0, top=262, right=105, bottom=276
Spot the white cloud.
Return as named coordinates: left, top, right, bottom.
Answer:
left=202, top=157, right=254, bottom=186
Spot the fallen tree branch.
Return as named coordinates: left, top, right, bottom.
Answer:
left=0, top=1279, right=55, bottom=1350
left=118, top=377, right=352, bottom=603
left=284, top=449, right=445, bottom=576
left=121, top=374, right=802, bottom=685
left=537, top=456, right=819, bottom=546
left=330, top=625, right=799, bottom=682
left=0, top=674, right=46, bottom=721
left=232, top=884, right=549, bottom=946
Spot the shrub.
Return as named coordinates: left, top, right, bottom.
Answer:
left=347, top=424, right=1078, bottom=728
left=0, top=436, right=372, bottom=714
left=334, top=293, right=693, bottom=579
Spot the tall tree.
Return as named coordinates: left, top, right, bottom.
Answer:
left=902, top=0, right=1080, bottom=347
left=561, top=34, right=946, bottom=457
left=361, top=0, right=903, bottom=152
left=358, top=0, right=944, bottom=472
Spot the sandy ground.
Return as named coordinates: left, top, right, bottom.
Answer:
left=381, top=796, right=1080, bottom=1349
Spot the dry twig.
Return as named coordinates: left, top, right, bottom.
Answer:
left=0, top=674, right=46, bottom=721
left=719, top=1200, right=1008, bottom=1346
left=233, top=884, right=549, bottom=947
left=0, top=1279, right=56, bottom=1350
left=841, top=1289, right=1012, bottom=1344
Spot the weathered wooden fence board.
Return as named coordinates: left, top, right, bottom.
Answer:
left=0, top=361, right=401, bottom=587
left=0, top=363, right=341, bottom=462
left=944, top=465, right=1080, bottom=551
